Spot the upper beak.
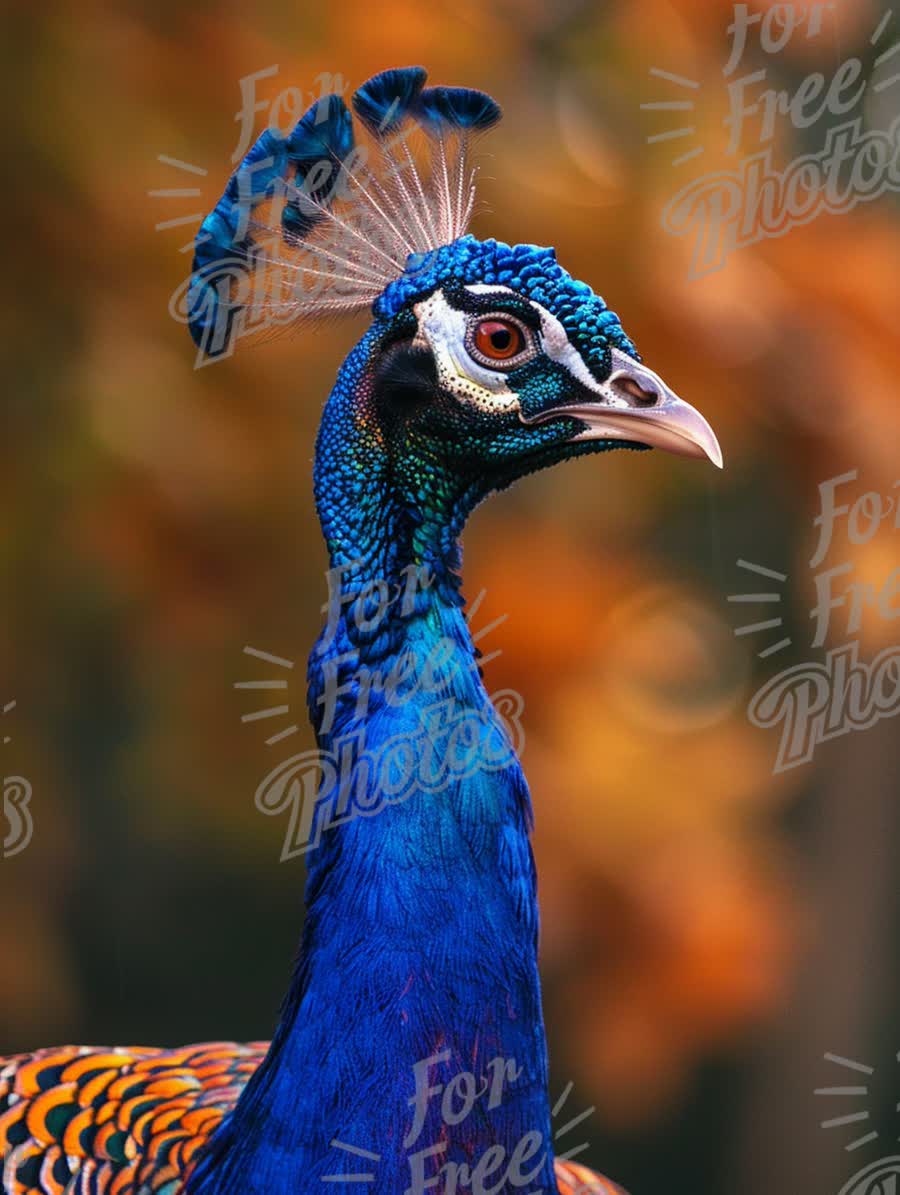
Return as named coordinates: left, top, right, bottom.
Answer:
left=524, top=348, right=723, bottom=469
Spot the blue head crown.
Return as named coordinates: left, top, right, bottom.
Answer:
left=183, top=66, right=633, bottom=372
left=377, top=237, right=636, bottom=380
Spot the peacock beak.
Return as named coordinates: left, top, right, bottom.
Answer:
left=525, top=348, right=723, bottom=469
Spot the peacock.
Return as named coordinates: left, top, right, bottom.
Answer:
left=0, top=67, right=722, bottom=1195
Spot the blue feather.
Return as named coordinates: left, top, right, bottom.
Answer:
left=192, top=128, right=285, bottom=261
left=352, top=66, right=427, bottom=135
left=187, top=127, right=291, bottom=353
left=287, top=93, right=354, bottom=165
left=417, top=85, right=502, bottom=133
left=282, top=94, right=354, bottom=239
left=188, top=95, right=355, bottom=354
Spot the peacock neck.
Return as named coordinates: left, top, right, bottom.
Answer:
left=312, top=327, right=481, bottom=603
left=189, top=336, right=556, bottom=1194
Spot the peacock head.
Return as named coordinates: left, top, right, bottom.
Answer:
left=186, top=67, right=721, bottom=519
left=363, top=237, right=721, bottom=495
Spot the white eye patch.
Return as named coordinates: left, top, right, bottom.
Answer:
left=412, top=290, right=522, bottom=415
left=467, top=284, right=622, bottom=400
left=411, top=285, right=622, bottom=416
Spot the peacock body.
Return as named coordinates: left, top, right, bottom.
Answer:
left=0, top=67, right=721, bottom=1195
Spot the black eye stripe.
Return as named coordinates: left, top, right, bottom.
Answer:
left=442, top=282, right=543, bottom=331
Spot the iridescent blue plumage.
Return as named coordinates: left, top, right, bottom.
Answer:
left=378, top=237, right=639, bottom=373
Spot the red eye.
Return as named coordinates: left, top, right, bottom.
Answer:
left=473, top=319, right=525, bottom=361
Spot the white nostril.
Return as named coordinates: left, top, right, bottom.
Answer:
left=612, top=375, right=660, bottom=407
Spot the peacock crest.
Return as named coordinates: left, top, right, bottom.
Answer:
left=187, top=67, right=502, bottom=358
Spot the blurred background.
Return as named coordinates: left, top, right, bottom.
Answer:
left=3, top=1, right=899, bottom=1192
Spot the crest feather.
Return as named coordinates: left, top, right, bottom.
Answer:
left=418, top=87, right=502, bottom=133
left=182, top=67, right=502, bottom=361
left=282, top=96, right=355, bottom=239
left=351, top=66, right=428, bottom=136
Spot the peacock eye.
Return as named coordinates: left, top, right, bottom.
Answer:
left=467, top=316, right=534, bottom=370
